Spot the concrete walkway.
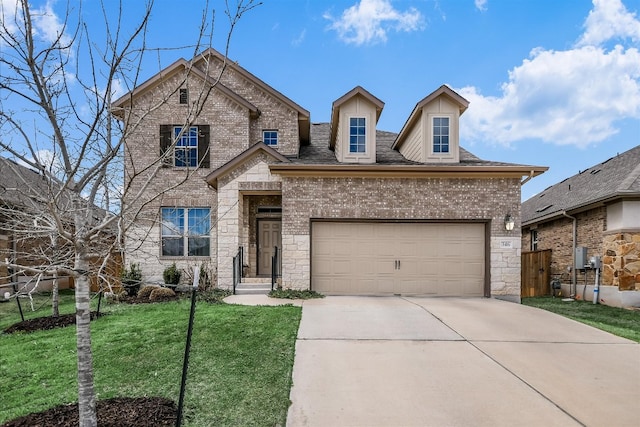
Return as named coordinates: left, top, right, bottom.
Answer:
left=285, top=296, right=640, bottom=427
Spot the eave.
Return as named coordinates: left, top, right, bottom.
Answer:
left=522, top=191, right=640, bottom=227
left=205, top=142, right=290, bottom=189
left=270, top=164, right=547, bottom=179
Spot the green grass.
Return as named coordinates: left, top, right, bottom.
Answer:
left=522, top=296, right=640, bottom=342
left=0, top=294, right=302, bottom=426
left=269, top=288, right=324, bottom=300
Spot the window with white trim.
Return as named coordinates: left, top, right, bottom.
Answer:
left=349, top=117, right=366, bottom=153
left=263, top=130, right=278, bottom=146
left=174, top=126, right=198, bottom=167
left=433, top=117, right=450, bottom=153
left=531, top=230, right=538, bottom=251
left=161, top=208, right=210, bottom=257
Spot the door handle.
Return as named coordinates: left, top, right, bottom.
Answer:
left=398, top=260, right=401, bottom=269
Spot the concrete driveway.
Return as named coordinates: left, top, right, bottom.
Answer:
left=286, top=296, right=640, bottom=427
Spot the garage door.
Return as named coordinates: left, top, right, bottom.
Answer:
left=311, top=222, right=485, bottom=296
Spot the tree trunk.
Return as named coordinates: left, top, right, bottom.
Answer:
left=75, top=251, right=97, bottom=427
left=52, top=271, right=60, bottom=317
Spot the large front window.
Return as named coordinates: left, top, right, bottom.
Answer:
left=161, top=208, right=210, bottom=257
left=349, top=117, right=366, bottom=153
left=174, top=126, right=198, bottom=167
left=433, top=117, right=449, bottom=153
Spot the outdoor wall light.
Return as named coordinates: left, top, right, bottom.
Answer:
left=504, top=214, right=515, bottom=231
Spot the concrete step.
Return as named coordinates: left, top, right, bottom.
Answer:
left=235, top=280, right=272, bottom=295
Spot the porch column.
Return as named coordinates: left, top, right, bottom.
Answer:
left=217, top=182, right=241, bottom=289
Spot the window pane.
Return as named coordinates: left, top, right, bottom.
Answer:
left=162, top=237, right=184, bottom=256
left=186, top=148, right=197, bottom=167
left=188, top=208, right=210, bottom=236
left=161, top=208, right=184, bottom=236
left=188, top=238, right=210, bottom=256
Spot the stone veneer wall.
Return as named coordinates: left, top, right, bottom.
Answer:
left=602, top=232, right=640, bottom=290
left=216, top=157, right=282, bottom=288
left=280, top=176, right=522, bottom=300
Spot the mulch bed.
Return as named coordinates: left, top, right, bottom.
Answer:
left=3, top=312, right=102, bottom=334
left=1, top=396, right=177, bottom=427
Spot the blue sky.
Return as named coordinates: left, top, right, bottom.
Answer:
left=3, top=0, right=640, bottom=201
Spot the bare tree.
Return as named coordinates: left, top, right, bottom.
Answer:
left=0, top=0, right=258, bottom=425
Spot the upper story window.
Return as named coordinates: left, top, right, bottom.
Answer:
left=531, top=230, right=538, bottom=251
left=161, top=207, right=211, bottom=257
left=160, top=124, right=210, bottom=169
left=433, top=117, right=449, bottom=153
left=179, top=88, right=188, bottom=104
left=349, top=117, right=366, bottom=153
left=263, top=130, right=278, bottom=146
left=174, top=126, right=198, bottom=167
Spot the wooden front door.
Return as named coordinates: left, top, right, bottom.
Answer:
left=258, top=220, right=282, bottom=275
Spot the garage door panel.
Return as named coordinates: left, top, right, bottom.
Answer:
left=312, top=222, right=485, bottom=296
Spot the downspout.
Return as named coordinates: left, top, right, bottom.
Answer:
left=562, top=211, right=577, bottom=298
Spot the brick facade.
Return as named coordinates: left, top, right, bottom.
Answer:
left=121, top=64, right=300, bottom=284
left=281, top=176, right=523, bottom=299
left=522, top=207, right=606, bottom=284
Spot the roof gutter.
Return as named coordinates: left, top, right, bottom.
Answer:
left=521, top=170, right=536, bottom=186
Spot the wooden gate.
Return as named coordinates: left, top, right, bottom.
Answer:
left=521, top=249, right=551, bottom=297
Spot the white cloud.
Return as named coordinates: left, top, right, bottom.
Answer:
left=292, top=29, right=307, bottom=47
left=324, top=0, right=424, bottom=46
left=578, top=0, right=640, bottom=46
left=459, top=0, right=640, bottom=147
left=475, top=0, right=488, bottom=12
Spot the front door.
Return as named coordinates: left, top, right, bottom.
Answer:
left=258, top=220, right=282, bottom=275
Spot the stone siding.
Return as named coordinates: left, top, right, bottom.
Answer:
left=281, top=176, right=522, bottom=298
left=602, top=232, right=640, bottom=290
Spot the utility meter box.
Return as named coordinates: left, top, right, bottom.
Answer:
left=589, top=256, right=602, bottom=269
left=575, top=247, right=588, bottom=269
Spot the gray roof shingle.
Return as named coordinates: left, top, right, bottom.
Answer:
left=522, top=144, right=640, bottom=224
left=294, top=123, right=529, bottom=167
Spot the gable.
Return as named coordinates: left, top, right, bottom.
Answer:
left=329, top=86, right=384, bottom=164
left=393, top=85, right=468, bottom=164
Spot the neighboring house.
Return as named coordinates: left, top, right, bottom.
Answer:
left=113, top=48, right=546, bottom=302
left=0, top=157, right=72, bottom=291
left=522, top=145, right=640, bottom=308
left=0, top=157, right=119, bottom=293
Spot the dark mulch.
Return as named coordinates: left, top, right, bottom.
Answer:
left=3, top=312, right=102, bottom=334
left=1, top=396, right=177, bottom=427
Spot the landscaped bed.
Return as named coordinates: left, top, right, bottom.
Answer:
left=0, top=291, right=301, bottom=426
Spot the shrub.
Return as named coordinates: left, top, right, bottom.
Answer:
left=137, top=285, right=159, bottom=299
left=163, top=263, right=181, bottom=285
left=268, top=289, right=325, bottom=300
left=121, top=263, right=142, bottom=296
left=197, top=288, right=231, bottom=304
left=149, top=287, right=177, bottom=301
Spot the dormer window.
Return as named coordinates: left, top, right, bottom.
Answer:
left=433, top=117, right=449, bottom=153
left=349, top=117, right=366, bottom=153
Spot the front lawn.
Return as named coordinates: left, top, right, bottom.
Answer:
left=0, top=296, right=301, bottom=426
left=522, top=296, right=640, bottom=342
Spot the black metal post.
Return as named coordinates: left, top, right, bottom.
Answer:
left=97, top=290, right=103, bottom=317
left=13, top=283, right=24, bottom=322
left=176, top=267, right=200, bottom=427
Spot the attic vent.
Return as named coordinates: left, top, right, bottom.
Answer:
left=536, top=204, right=553, bottom=213
left=179, top=88, right=188, bottom=104
left=590, top=169, right=601, bottom=175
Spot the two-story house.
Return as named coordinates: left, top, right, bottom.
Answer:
left=112, top=48, right=546, bottom=302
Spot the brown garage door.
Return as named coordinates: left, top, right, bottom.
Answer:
left=311, top=222, right=485, bottom=296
